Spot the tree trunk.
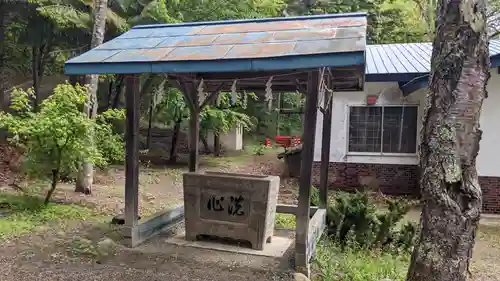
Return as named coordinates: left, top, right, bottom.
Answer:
left=406, top=0, right=489, bottom=280
left=32, top=46, right=43, bottom=110
left=45, top=169, right=59, bottom=205
left=214, top=133, right=221, bottom=157
left=200, top=135, right=210, bottom=153
left=75, top=0, right=108, bottom=194
left=0, top=6, right=8, bottom=141
left=146, top=98, right=154, bottom=149
left=169, top=120, right=181, bottom=163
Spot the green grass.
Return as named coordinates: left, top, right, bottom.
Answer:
left=275, top=213, right=296, bottom=229
left=313, top=239, right=410, bottom=281
left=201, top=144, right=284, bottom=167
left=0, top=193, right=98, bottom=239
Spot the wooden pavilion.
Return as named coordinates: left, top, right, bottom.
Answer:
left=64, top=13, right=368, bottom=276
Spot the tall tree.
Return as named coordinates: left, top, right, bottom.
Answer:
left=406, top=0, right=489, bottom=280
left=74, top=0, right=108, bottom=194
left=0, top=4, right=8, bottom=117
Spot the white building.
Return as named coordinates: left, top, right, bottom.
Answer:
left=313, top=40, right=500, bottom=213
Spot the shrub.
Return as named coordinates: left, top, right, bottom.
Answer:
left=0, top=84, right=124, bottom=204
left=325, top=190, right=419, bottom=252
left=252, top=144, right=266, bottom=155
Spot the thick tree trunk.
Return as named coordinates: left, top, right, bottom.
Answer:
left=406, top=0, right=489, bottom=280
left=75, top=0, right=108, bottom=194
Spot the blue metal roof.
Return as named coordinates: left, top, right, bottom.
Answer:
left=366, top=39, right=500, bottom=82
left=64, top=13, right=367, bottom=75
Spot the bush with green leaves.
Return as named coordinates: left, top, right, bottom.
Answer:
left=0, top=83, right=124, bottom=205
left=316, top=189, right=418, bottom=252
left=252, top=144, right=266, bottom=156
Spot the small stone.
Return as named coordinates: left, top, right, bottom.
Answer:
left=97, top=237, right=116, bottom=258
left=111, top=214, right=141, bottom=225
left=294, top=273, right=310, bottom=281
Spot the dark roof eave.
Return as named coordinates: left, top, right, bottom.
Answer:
left=64, top=51, right=365, bottom=75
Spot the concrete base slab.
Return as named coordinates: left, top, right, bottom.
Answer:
left=165, top=232, right=293, bottom=258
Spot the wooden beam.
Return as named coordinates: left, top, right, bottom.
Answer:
left=124, top=74, right=141, bottom=236
left=295, top=70, right=320, bottom=277
left=319, top=78, right=333, bottom=209
left=184, top=70, right=308, bottom=81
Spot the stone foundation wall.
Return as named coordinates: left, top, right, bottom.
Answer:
left=311, top=162, right=500, bottom=214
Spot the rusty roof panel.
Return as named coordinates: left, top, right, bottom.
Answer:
left=119, top=29, right=153, bottom=39
left=292, top=37, right=365, bottom=55
left=332, top=26, right=366, bottom=39
left=158, top=34, right=220, bottom=47
left=66, top=49, right=121, bottom=63
left=224, top=42, right=296, bottom=59
left=213, top=32, right=274, bottom=45
left=65, top=13, right=368, bottom=74
left=97, top=38, right=165, bottom=50
left=147, top=25, right=206, bottom=37
left=163, top=45, right=233, bottom=61
left=271, top=29, right=337, bottom=42
left=306, top=17, right=367, bottom=29
left=104, top=48, right=175, bottom=62
left=198, top=20, right=313, bottom=35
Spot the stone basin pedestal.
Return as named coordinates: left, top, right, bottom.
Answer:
left=183, top=171, right=280, bottom=250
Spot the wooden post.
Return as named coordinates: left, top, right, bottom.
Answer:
left=319, top=76, right=333, bottom=209
left=124, top=75, right=140, bottom=238
left=295, top=70, right=320, bottom=277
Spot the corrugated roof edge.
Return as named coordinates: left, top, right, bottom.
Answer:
left=132, top=12, right=368, bottom=30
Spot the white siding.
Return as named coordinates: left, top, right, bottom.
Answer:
left=314, top=72, right=500, bottom=177
left=477, top=71, right=500, bottom=177
left=207, top=124, right=243, bottom=151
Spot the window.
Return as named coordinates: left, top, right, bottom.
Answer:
left=348, top=106, right=418, bottom=154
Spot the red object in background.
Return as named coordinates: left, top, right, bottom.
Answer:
left=274, top=136, right=291, bottom=148
left=264, top=138, right=271, bottom=147
left=292, top=137, right=301, bottom=146
left=274, top=136, right=301, bottom=148
left=366, top=95, right=378, bottom=105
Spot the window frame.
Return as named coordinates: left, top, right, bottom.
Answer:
left=345, top=104, right=419, bottom=156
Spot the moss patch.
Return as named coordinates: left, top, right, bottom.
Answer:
left=0, top=192, right=100, bottom=239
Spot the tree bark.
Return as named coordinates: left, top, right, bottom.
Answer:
left=169, top=119, right=181, bottom=163
left=146, top=95, right=155, bottom=149
left=112, top=77, right=125, bottom=109
left=75, top=0, right=108, bottom=194
left=32, top=45, right=44, bottom=110
left=406, top=0, right=489, bottom=280
left=0, top=6, right=6, bottom=108
left=0, top=6, right=9, bottom=142
left=214, top=133, right=221, bottom=157
left=200, top=135, right=210, bottom=153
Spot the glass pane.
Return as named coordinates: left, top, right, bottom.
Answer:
left=348, top=107, right=382, bottom=152
left=382, top=106, right=418, bottom=153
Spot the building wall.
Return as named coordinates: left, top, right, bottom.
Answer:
left=311, top=71, right=500, bottom=213
left=207, top=124, right=243, bottom=151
